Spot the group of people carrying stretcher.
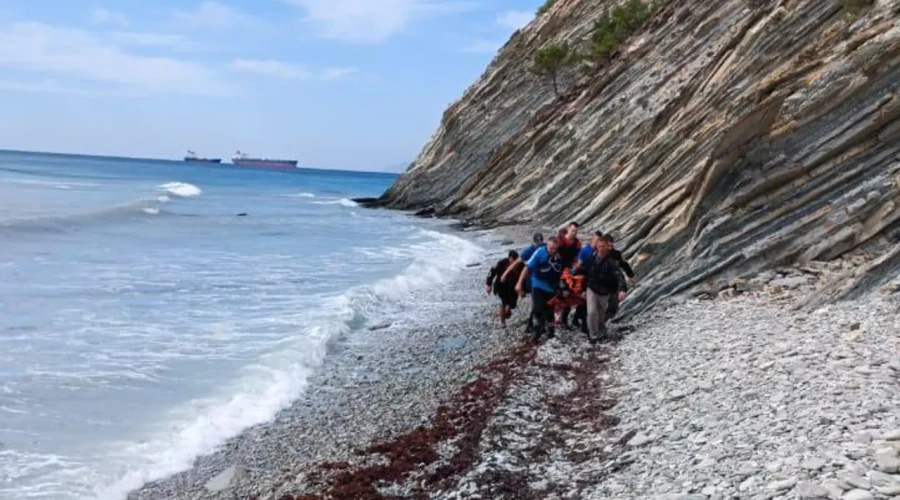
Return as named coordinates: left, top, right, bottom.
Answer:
left=485, top=222, right=634, bottom=343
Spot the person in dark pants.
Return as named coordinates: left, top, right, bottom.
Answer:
left=516, top=236, right=563, bottom=343
left=584, top=235, right=627, bottom=344
left=604, top=235, right=635, bottom=320
left=486, top=250, right=520, bottom=328
left=501, top=232, right=544, bottom=333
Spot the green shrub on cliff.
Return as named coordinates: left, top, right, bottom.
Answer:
left=533, top=42, right=578, bottom=96
left=591, top=0, right=655, bottom=61
left=537, top=0, right=555, bottom=15
left=838, top=0, right=875, bottom=19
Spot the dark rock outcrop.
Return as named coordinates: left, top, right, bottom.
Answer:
left=377, top=0, right=900, bottom=314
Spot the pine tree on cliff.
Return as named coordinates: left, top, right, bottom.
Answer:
left=536, top=0, right=555, bottom=15
left=592, top=0, right=655, bottom=61
left=533, top=43, right=577, bottom=97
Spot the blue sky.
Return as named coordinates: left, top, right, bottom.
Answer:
left=0, top=1, right=540, bottom=171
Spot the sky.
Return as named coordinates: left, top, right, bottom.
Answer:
left=0, top=1, right=541, bottom=171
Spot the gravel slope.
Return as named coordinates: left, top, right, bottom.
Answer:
left=130, top=224, right=900, bottom=500
left=588, top=294, right=900, bottom=500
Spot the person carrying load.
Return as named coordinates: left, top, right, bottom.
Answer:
left=547, top=267, right=586, bottom=327
left=583, top=234, right=628, bottom=344
left=501, top=232, right=545, bottom=333
left=486, top=250, right=521, bottom=328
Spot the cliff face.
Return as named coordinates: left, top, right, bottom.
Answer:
left=379, top=0, right=900, bottom=313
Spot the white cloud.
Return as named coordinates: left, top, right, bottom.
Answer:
left=0, top=79, right=111, bottom=95
left=321, top=67, right=358, bottom=80
left=0, top=22, right=230, bottom=95
left=109, top=32, right=190, bottom=48
left=229, top=59, right=359, bottom=81
left=459, top=9, right=532, bottom=55
left=496, top=10, right=533, bottom=31
left=172, top=1, right=249, bottom=29
left=230, top=59, right=311, bottom=80
left=90, top=7, right=130, bottom=27
left=460, top=40, right=502, bottom=54
left=280, top=0, right=475, bottom=43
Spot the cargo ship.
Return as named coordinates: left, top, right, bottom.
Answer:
left=232, top=151, right=298, bottom=169
left=183, top=150, right=222, bottom=164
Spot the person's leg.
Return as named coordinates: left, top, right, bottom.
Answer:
left=586, top=290, right=600, bottom=342
left=607, top=292, right=620, bottom=320
left=530, top=290, right=543, bottom=340
left=546, top=301, right=557, bottom=339
left=524, top=281, right=534, bottom=334
left=532, top=289, right=552, bottom=342
left=545, top=291, right=558, bottom=339
left=596, top=293, right=610, bottom=342
left=499, top=303, right=507, bottom=327
left=560, top=306, right=571, bottom=330
left=575, top=303, right=588, bottom=334
left=586, top=290, right=610, bottom=343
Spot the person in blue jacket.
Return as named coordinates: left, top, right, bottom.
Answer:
left=515, top=236, right=563, bottom=342
left=501, top=232, right=544, bottom=332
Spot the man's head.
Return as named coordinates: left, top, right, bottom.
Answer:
left=532, top=232, right=544, bottom=246
left=546, top=236, right=559, bottom=254
left=566, top=221, right=580, bottom=239
left=591, top=231, right=604, bottom=248
left=597, top=234, right=614, bottom=254
left=508, top=250, right=519, bottom=261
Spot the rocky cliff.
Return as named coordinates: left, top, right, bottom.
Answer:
left=374, top=0, right=900, bottom=314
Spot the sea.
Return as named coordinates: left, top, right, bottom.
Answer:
left=0, top=151, right=483, bottom=500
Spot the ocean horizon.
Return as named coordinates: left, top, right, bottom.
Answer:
left=0, top=149, right=404, bottom=175
left=0, top=150, right=481, bottom=499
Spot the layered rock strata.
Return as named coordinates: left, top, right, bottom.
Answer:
left=374, top=0, right=900, bottom=314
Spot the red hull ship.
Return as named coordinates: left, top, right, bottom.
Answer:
left=231, top=151, right=297, bottom=169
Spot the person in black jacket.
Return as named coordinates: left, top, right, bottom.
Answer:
left=584, top=235, right=627, bottom=343
left=486, top=250, right=520, bottom=327
left=606, top=235, right=635, bottom=319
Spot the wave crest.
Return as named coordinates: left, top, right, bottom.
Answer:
left=312, top=198, right=358, bottom=208
left=159, top=182, right=202, bottom=197
left=94, top=229, right=483, bottom=499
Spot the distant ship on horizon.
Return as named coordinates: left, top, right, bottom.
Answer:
left=231, top=150, right=298, bottom=169
left=183, top=150, right=222, bottom=164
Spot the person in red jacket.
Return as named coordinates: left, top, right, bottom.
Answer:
left=556, top=221, right=581, bottom=329
left=558, top=222, right=582, bottom=267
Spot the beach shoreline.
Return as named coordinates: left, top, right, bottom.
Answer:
left=127, top=224, right=530, bottom=500
left=271, top=273, right=900, bottom=500
left=129, top=218, right=900, bottom=500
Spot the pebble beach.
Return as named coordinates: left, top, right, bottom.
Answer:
left=129, top=228, right=900, bottom=500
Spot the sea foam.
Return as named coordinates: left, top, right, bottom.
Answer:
left=93, top=229, right=482, bottom=500
left=159, top=182, right=202, bottom=198
left=312, top=198, right=358, bottom=208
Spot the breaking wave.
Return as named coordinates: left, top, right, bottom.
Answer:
left=94, top=229, right=483, bottom=500
left=312, top=198, right=358, bottom=208
left=0, top=183, right=202, bottom=235
left=158, top=182, right=202, bottom=198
